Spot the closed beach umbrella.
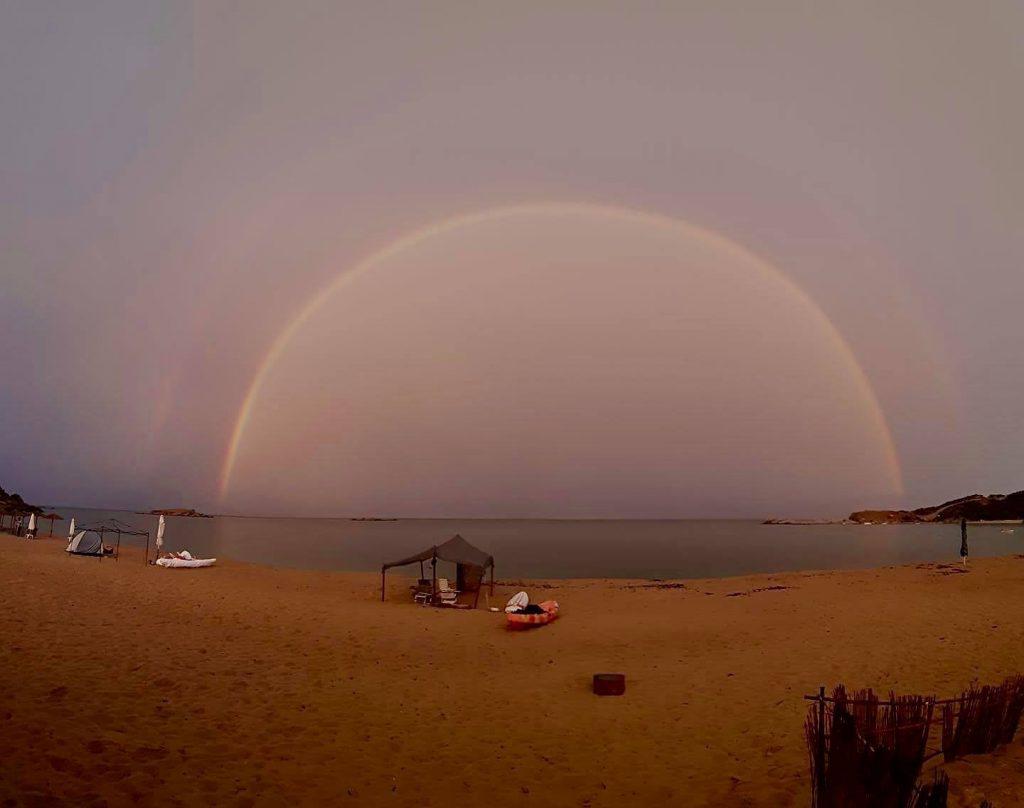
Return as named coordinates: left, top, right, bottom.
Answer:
left=68, top=517, right=76, bottom=539
left=27, top=513, right=36, bottom=537
left=156, top=515, right=166, bottom=552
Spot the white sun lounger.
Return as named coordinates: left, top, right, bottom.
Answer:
left=156, top=550, right=216, bottom=568
left=435, top=577, right=459, bottom=604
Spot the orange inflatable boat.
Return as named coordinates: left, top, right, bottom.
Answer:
left=506, top=600, right=559, bottom=630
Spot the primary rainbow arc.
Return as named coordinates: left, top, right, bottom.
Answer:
left=217, top=202, right=904, bottom=501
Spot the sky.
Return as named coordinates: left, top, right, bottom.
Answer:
left=2, top=1, right=1022, bottom=517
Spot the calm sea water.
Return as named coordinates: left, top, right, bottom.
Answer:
left=44, top=509, right=1024, bottom=580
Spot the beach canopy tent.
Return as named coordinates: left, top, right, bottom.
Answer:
left=67, top=518, right=150, bottom=563
left=381, top=534, right=495, bottom=606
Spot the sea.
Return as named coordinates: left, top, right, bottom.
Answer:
left=43, top=509, right=1024, bottom=580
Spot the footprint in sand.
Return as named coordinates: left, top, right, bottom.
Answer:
left=46, top=686, right=68, bottom=703
left=134, top=746, right=169, bottom=762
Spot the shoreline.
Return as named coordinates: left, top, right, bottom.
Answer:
left=14, top=522, right=1018, bottom=584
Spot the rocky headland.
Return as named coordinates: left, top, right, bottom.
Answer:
left=848, top=491, right=1024, bottom=524
left=765, top=490, right=1024, bottom=525
left=0, top=486, right=42, bottom=515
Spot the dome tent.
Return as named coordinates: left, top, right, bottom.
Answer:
left=66, top=531, right=103, bottom=556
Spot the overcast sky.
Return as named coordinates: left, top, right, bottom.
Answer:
left=2, top=1, right=1022, bottom=517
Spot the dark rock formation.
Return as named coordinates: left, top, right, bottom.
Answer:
left=148, top=508, right=213, bottom=518
left=0, top=486, right=42, bottom=515
left=849, top=491, right=1024, bottom=524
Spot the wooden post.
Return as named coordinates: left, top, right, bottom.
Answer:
left=431, top=555, right=437, bottom=603
left=489, top=563, right=494, bottom=596
left=920, top=698, right=935, bottom=765
left=816, top=685, right=827, bottom=804
left=48, top=517, right=54, bottom=536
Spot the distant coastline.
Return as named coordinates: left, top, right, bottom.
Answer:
left=763, top=518, right=852, bottom=526
left=766, top=490, right=1024, bottom=526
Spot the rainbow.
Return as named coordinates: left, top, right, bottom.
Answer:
left=217, top=202, right=904, bottom=501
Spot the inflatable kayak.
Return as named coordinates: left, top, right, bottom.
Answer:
left=506, top=600, right=559, bottom=630
left=156, top=556, right=217, bottom=568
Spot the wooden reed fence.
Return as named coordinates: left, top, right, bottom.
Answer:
left=804, top=675, right=1024, bottom=807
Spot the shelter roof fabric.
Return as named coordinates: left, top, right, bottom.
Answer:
left=77, top=518, right=148, bottom=536
left=383, top=534, right=493, bottom=570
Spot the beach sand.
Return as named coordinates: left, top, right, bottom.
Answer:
left=3, top=537, right=1024, bottom=806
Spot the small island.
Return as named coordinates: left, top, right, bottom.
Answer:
left=148, top=508, right=214, bottom=518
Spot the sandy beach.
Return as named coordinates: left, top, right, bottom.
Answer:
left=3, top=537, right=1024, bottom=807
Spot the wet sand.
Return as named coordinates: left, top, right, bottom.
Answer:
left=3, top=536, right=1024, bottom=806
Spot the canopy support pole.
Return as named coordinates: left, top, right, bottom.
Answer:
left=144, top=530, right=150, bottom=565
left=431, top=554, right=437, bottom=603
left=381, top=567, right=386, bottom=602
left=489, top=563, right=494, bottom=596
